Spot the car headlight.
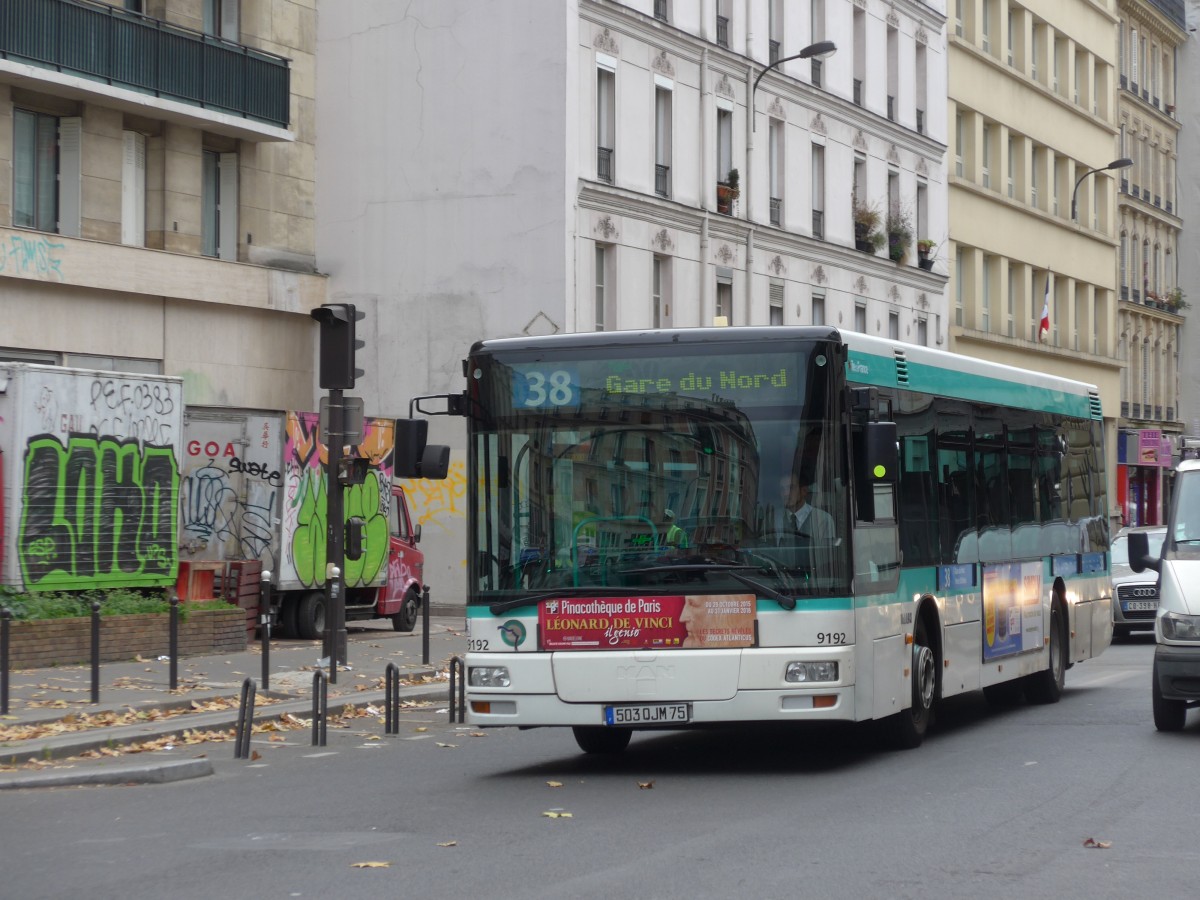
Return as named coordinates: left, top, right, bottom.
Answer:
left=468, top=666, right=511, bottom=688
left=1159, top=612, right=1200, bottom=642
left=785, top=661, right=839, bottom=683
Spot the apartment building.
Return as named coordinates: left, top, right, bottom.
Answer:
left=1115, top=0, right=1188, bottom=526
left=1179, top=2, right=1200, bottom=468
left=0, top=0, right=324, bottom=408
left=316, top=0, right=950, bottom=597
left=947, top=0, right=1124, bottom=524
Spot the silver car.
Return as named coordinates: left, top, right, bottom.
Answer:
left=1111, top=526, right=1167, bottom=636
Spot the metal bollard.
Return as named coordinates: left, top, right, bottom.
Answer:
left=384, top=662, right=400, bottom=735
left=312, top=669, right=328, bottom=747
left=234, top=678, right=256, bottom=759
left=421, top=585, right=431, bottom=665
left=260, top=570, right=273, bottom=692
left=90, top=600, right=102, bottom=704
left=169, top=594, right=179, bottom=691
left=1, top=607, right=11, bottom=716
left=448, top=656, right=465, bottom=724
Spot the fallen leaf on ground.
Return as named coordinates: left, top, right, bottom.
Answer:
left=350, top=861, right=391, bottom=868
left=1082, top=838, right=1112, bottom=849
left=250, top=750, right=262, bottom=761
left=638, top=780, right=655, bottom=789
left=546, top=781, right=563, bottom=788
left=542, top=811, right=573, bottom=818
left=436, top=841, right=458, bottom=847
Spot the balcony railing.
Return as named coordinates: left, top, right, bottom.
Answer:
left=1121, top=285, right=1129, bottom=300
left=886, top=95, right=895, bottom=121
left=654, top=0, right=668, bottom=21
left=916, top=108, right=924, bottom=134
left=1168, top=406, right=1175, bottom=421
left=1132, top=403, right=1142, bottom=419
left=1120, top=74, right=1128, bottom=89
left=654, top=164, right=670, bottom=197
left=1167, top=200, right=1174, bottom=214
left=812, top=209, right=824, bottom=239
left=770, top=196, right=781, bottom=226
left=811, top=59, right=822, bottom=88
left=853, top=78, right=862, bottom=106
left=1121, top=401, right=1130, bottom=417
left=1156, top=405, right=1163, bottom=420
left=597, top=147, right=613, bottom=183
left=1133, top=288, right=1142, bottom=302
left=716, top=15, right=729, bottom=48
left=1, top=0, right=290, bottom=128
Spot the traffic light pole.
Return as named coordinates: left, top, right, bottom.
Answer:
left=324, top=388, right=348, bottom=683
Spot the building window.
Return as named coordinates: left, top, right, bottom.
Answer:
left=652, top=256, right=664, bottom=328
left=812, top=144, right=825, bottom=239
left=853, top=8, right=865, bottom=105
left=887, top=27, right=898, bottom=120
left=954, top=0, right=963, bottom=37
left=1007, top=10, right=1014, bottom=66
left=1007, top=264, right=1015, bottom=337
left=812, top=292, right=825, bottom=326
left=918, top=317, right=928, bottom=346
left=122, top=131, right=146, bottom=247
left=204, top=0, right=239, bottom=40
left=981, top=123, right=992, bottom=189
left=916, top=43, right=927, bottom=133
left=981, top=0, right=992, bottom=53
left=889, top=311, right=899, bottom=340
left=811, top=0, right=826, bottom=85
left=595, top=245, right=608, bottom=331
left=1007, top=135, right=1014, bottom=198
left=715, top=272, right=733, bottom=325
left=768, top=0, right=782, bottom=63
left=655, top=86, right=671, bottom=197
left=769, top=120, right=783, bottom=226
left=955, top=112, right=964, bottom=177
left=770, top=280, right=784, bottom=326
left=654, top=0, right=668, bottom=22
left=597, top=65, right=615, bottom=183
left=201, top=150, right=237, bottom=260
left=854, top=302, right=867, bottom=333
left=981, top=255, right=991, bottom=332
left=716, top=0, right=730, bottom=48
left=13, top=110, right=61, bottom=233
left=717, top=107, right=733, bottom=191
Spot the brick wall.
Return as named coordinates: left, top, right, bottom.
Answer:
left=6, top=608, right=247, bottom=670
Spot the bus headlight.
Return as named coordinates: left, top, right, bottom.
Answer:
left=469, top=666, right=511, bottom=688
left=1160, top=612, right=1200, bottom=642
left=785, top=661, right=839, bottom=683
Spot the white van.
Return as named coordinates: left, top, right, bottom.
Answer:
left=1129, top=457, right=1200, bottom=731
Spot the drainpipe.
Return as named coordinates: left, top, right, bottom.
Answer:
left=701, top=47, right=711, bottom=325
left=745, top=226, right=755, bottom=326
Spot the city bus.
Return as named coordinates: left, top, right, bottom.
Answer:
left=400, top=327, right=1112, bottom=752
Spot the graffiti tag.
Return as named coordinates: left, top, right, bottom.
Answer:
left=0, top=233, right=65, bottom=280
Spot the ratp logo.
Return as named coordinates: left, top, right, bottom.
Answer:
left=498, top=620, right=527, bottom=648
left=849, top=360, right=870, bottom=375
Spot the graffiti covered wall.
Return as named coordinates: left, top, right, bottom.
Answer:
left=3, top=367, right=183, bottom=591
left=280, top=412, right=394, bottom=590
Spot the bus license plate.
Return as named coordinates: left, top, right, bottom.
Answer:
left=1123, top=601, right=1157, bottom=611
left=605, top=704, right=691, bottom=726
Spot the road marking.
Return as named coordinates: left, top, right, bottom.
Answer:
left=1072, top=669, right=1144, bottom=688
left=302, top=751, right=339, bottom=758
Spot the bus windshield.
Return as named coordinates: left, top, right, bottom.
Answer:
left=468, top=339, right=852, bottom=603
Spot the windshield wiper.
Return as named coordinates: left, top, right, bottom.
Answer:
left=487, top=587, right=615, bottom=616
left=621, top=562, right=797, bottom=611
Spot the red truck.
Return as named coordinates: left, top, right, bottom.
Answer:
left=179, top=408, right=427, bottom=638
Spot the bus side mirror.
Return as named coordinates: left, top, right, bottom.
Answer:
left=395, top=418, right=451, bottom=479
left=1127, top=530, right=1161, bottom=574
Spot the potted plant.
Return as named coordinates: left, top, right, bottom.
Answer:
left=1165, top=287, right=1189, bottom=312
left=916, top=238, right=938, bottom=271
left=886, top=203, right=914, bottom=263
left=852, top=199, right=884, bottom=253
left=717, top=168, right=740, bottom=214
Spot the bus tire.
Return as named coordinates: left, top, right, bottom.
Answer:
left=887, top=618, right=936, bottom=749
left=392, top=588, right=420, bottom=632
left=572, top=726, right=632, bottom=755
left=1152, top=660, right=1187, bottom=732
left=1024, top=603, right=1065, bottom=704
left=297, top=591, right=327, bottom=641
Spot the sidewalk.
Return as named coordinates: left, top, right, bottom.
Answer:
left=0, top=614, right=467, bottom=789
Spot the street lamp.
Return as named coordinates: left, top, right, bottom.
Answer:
left=752, top=40, right=837, bottom=131
left=1070, top=157, right=1132, bottom=222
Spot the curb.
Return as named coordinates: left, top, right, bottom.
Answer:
left=0, top=757, right=214, bottom=789
left=0, top=681, right=455, bottom=783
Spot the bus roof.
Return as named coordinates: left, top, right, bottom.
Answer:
left=470, top=326, right=1100, bottom=413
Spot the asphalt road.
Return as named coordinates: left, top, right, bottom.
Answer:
left=2, top=632, right=1194, bottom=900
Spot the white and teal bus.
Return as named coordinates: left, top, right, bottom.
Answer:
left=403, top=327, right=1112, bottom=752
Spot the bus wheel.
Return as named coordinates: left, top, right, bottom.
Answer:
left=888, top=619, right=935, bottom=749
left=1152, top=660, right=1187, bottom=732
left=392, top=589, right=420, bottom=632
left=1024, top=604, right=1065, bottom=704
left=572, top=726, right=632, bottom=755
left=297, top=591, right=327, bottom=641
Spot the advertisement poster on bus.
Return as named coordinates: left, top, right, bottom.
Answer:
left=982, top=562, right=1044, bottom=660
left=539, top=594, right=756, bottom=650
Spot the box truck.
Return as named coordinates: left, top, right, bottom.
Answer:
left=180, top=408, right=426, bottom=638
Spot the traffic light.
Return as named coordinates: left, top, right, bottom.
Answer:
left=311, top=303, right=365, bottom=389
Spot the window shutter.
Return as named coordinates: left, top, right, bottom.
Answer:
left=121, top=131, right=146, bottom=247
left=218, top=152, right=239, bottom=261
left=221, top=0, right=239, bottom=39
left=57, top=117, right=82, bottom=238
left=1130, top=29, right=1138, bottom=82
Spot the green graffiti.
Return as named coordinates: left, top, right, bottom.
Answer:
left=291, top=469, right=327, bottom=588
left=18, top=434, right=179, bottom=590
left=344, top=470, right=389, bottom=587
